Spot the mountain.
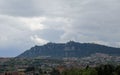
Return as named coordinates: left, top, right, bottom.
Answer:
left=17, top=41, right=120, bottom=58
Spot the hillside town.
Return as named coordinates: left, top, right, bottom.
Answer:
left=0, top=53, right=120, bottom=75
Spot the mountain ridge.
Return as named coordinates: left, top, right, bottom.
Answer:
left=17, top=41, right=120, bottom=58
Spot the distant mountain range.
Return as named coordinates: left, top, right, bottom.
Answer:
left=17, top=41, right=120, bottom=58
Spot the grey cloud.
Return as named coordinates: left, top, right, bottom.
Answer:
left=59, top=0, right=120, bottom=43
left=0, top=0, right=120, bottom=56
left=0, top=0, right=43, bottom=17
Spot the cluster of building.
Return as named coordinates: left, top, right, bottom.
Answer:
left=1, top=53, right=120, bottom=75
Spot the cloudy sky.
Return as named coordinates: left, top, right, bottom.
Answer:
left=0, top=0, right=120, bottom=57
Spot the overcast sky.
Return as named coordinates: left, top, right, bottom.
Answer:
left=0, top=0, right=120, bottom=57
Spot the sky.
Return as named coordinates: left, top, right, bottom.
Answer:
left=0, top=0, right=120, bottom=57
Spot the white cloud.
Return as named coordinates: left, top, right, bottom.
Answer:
left=31, top=35, right=48, bottom=45
left=19, top=17, right=46, bottom=31
left=0, top=14, right=47, bottom=31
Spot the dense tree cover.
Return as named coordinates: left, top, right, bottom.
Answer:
left=60, top=64, right=120, bottom=75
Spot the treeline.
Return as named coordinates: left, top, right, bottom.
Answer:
left=51, top=64, right=120, bottom=75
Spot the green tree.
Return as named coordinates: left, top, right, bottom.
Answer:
left=115, top=65, right=120, bottom=75
left=82, top=68, right=98, bottom=75
left=96, top=64, right=114, bottom=75
left=50, top=68, right=60, bottom=75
